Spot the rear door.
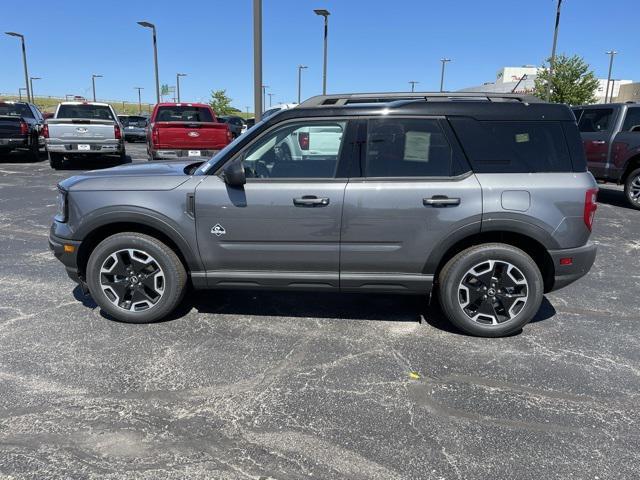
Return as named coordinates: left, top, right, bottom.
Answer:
left=340, top=117, right=482, bottom=293
left=194, top=118, right=354, bottom=289
left=576, top=107, right=618, bottom=178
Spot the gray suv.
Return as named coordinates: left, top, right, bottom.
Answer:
left=49, top=93, right=598, bottom=337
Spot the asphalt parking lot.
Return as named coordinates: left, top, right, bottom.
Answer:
left=0, top=144, right=639, bottom=479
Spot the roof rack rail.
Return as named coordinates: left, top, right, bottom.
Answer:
left=299, top=92, right=543, bottom=107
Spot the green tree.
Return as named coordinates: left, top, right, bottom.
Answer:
left=209, top=89, right=234, bottom=115
left=533, top=54, right=600, bottom=105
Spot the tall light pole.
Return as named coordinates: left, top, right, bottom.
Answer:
left=138, top=21, right=160, bottom=104
left=134, top=87, right=144, bottom=114
left=29, top=77, right=41, bottom=103
left=609, top=79, right=619, bottom=103
left=5, top=32, right=31, bottom=103
left=253, top=0, right=263, bottom=121
left=439, top=58, right=451, bottom=92
left=408, top=80, right=419, bottom=92
left=546, top=0, right=563, bottom=101
left=91, top=74, right=102, bottom=102
left=314, top=9, right=330, bottom=95
left=604, top=50, right=618, bottom=104
left=268, top=92, right=275, bottom=107
left=176, top=73, right=187, bottom=102
left=297, top=65, right=308, bottom=103
left=19, top=87, right=27, bottom=101
left=262, top=85, right=269, bottom=113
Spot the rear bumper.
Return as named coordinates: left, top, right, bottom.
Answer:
left=46, top=141, right=122, bottom=154
left=48, top=230, right=83, bottom=284
left=548, top=241, right=597, bottom=291
left=0, top=137, right=27, bottom=149
left=152, top=148, right=219, bottom=159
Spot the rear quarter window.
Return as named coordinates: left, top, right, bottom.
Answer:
left=449, top=117, right=575, bottom=173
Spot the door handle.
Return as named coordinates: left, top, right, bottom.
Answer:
left=293, top=195, right=330, bottom=207
left=592, top=140, right=606, bottom=145
left=423, top=195, right=461, bottom=207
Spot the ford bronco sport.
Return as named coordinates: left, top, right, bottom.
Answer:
left=49, top=92, right=598, bottom=337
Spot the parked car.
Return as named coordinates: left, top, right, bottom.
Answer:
left=573, top=103, right=640, bottom=209
left=118, top=115, right=148, bottom=142
left=147, top=103, right=232, bottom=160
left=50, top=92, right=597, bottom=337
left=0, top=101, right=44, bottom=160
left=217, top=115, right=246, bottom=138
left=44, top=102, right=125, bottom=169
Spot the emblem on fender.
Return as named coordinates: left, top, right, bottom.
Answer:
left=211, top=224, right=226, bottom=236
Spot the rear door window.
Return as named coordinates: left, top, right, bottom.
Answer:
left=155, top=106, right=213, bottom=122
left=577, top=108, right=614, bottom=132
left=622, top=108, right=640, bottom=132
left=57, top=104, right=114, bottom=120
left=364, top=118, right=453, bottom=177
left=449, top=118, right=574, bottom=173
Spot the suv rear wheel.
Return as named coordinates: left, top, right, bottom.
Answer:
left=438, top=243, right=544, bottom=337
left=86, top=233, right=187, bottom=323
left=623, top=167, right=640, bottom=210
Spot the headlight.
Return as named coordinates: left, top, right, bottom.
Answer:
left=55, top=188, right=68, bottom=223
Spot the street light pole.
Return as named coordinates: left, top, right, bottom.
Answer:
left=30, top=77, right=41, bottom=103
left=253, top=0, right=263, bottom=121
left=268, top=92, right=275, bottom=107
left=138, top=21, right=160, bottom=104
left=408, top=80, right=419, bottom=92
left=439, top=58, right=451, bottom=92
left=134, top=87, right=144, bottom=114
left=176, top=73, right=186, bottom=102
left=5, top=32, right=31, bottom=103
left=19, top=87, right=27, bottom=101
left=297, top=65, right=308, bottom=104
left=546, top=0, right=563, bottom=101
left=262, top=85, right=269, bottom=113
left=609, top=79, right=618, bottom=103
left=314, top=9, right=330, bottom=95
left=604, top=50, right=618, bottom=104
left=91, top=74, right=102, bottom=102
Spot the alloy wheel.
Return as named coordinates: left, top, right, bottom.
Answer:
left=629, top=174, right=640, bottom=204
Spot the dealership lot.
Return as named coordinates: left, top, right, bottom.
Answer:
left=0, top=148, right=639, bottom=478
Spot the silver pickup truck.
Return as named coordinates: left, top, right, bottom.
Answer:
left=45, top=102, right=126, bottom=169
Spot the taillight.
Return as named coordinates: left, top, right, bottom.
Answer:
left=20, top=121, right=29, bottom=136
left=114, top=124, right=122, bottom=140
left=227, top=128, right=233, bottom=142
left=41, top=124, right=49, bottom=138
left=152, top=126, right=159, bottom=145
left=298, top=131, right=309, bottom=150
left=584, top=188, right=598, bottom=231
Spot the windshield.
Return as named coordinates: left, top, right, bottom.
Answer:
left=0, top=103, right=33, bottom=118
left=120, top=116, right=148, bottom=127
left=57, top=104, right=114, bottom=120
left=156, top=106, right=213, bottom=122
left=195, top=117, right=269, bottom=175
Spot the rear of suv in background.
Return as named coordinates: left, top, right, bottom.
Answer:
left=50, top=93, right=597, bottom=337
left=573, top=103, right=640, bottom=209
left=147, top=103, right=232, bottom=160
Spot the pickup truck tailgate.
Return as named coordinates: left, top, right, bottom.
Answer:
left=0, top=116, right=23, bottom=139
left=47, top=119, right=116, bottom=141
left=155, top=122, right=229, bottom=149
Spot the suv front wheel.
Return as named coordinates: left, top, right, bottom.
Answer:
left=438, top=243, right=544, bottom=337
left=86, top=233, right=187, bottom=323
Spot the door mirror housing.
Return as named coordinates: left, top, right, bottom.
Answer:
left=222, top=160, right=246, bottom=186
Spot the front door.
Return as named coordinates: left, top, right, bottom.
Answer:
left=340, top=117, right=483, bottom=293
left=195, top=118, right=352, bottom=289
left=576, top=107, right=617, bottom=178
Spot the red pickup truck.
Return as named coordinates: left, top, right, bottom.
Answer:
left=147, top=103, right=232, bottom=160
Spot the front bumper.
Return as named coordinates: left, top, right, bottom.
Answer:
left=152, top=148, right=219, bottom=159
left=548, top=241, right=597, bottom=291
left=48, top=230, right=83, bottom=284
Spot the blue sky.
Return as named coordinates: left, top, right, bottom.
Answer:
left=2, top=0, right=637, bottom=110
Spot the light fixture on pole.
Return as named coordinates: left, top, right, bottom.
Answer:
left=134, top=87, right=144, bottom=114
left=439, top=58, right=451, bottom=92
left=253, top=0, right=263, bottom=121
left=297, top=65, right=308, bottom=103
left=91, top=74, right=102, bottom=102
left=546, top=0, right=563, bottom=101
left=138, top=21, right=160, bottom=104
left=408, top=80, right=419, bottom=92
left=29, top=77, right=41, bottom=103
left=314, top=9, right=330, bottom=95
left=176, top=73, right=187, bottom=102
left=604, top=50, right=618, bottom=103
left=5, top=32, right=31, bottom=103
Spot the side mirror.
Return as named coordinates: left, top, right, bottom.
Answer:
left=222, top=160, right=246, bottom=186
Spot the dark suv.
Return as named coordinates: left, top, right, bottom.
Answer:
left=49, top=93, right=598, bottom=337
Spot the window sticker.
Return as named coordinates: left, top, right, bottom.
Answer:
left=515, top=133, right=530, bottom=143
left=404, top=131, right=431, bottom=161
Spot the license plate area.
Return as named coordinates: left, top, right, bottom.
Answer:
left=77, top=144, right=91, bottom=151
left=188, top=150, right=201, bottom=157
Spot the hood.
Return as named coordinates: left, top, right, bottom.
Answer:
left=59, top=160, right=204, bottom=192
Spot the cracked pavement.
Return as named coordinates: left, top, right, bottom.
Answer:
left=0, top=144, right=639, bottom=479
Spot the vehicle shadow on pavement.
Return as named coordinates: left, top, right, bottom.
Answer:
left=0, top=152, right=47, bottom=163
left=57, top=156, right=132, bottom=171
left=597, top=186, right=635, bottom=210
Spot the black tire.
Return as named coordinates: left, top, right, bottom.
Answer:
left=49, top=152, right=64, bottom=169
left=623, top=167, right=640, bottom=210
left=28, top=136, right=40, bottom=161
left=438, top=243, right=544, bottom=337
left=86, top=233, right=187, bottom=324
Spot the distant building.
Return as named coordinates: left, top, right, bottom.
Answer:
left=615, top=82, right=640, bottom=103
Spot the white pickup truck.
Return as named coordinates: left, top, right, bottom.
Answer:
left=44, top=102, right=125, bottom=169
